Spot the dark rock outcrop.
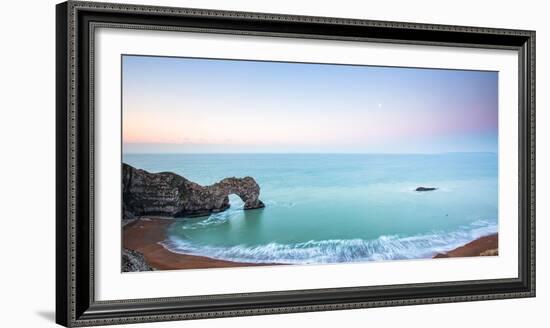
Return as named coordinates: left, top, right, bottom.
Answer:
left=122, top=163, right=265, bottom=219
left=122, top=248, right=152, bottom=272
left=415, top=187, right=437, bottom=192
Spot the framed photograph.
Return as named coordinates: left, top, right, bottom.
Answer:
left=56, top=1, right=535, bottom=326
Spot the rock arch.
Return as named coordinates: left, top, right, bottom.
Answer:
left=122, top=163, right=265, bottom=220
left=208, top=177, right=264, bottom=210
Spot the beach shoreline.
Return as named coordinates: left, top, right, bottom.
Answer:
left=123, top=217, right=498, bottom=271
left=122, top=217, right=272, bottom=270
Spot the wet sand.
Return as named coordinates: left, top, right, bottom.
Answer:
left=123, top=218, right=271, bottom=270
left=433, top=233, right=498, bottom=258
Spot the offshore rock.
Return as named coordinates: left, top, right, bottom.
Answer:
left=415, top=186, right=437, bottom=192
left=122, top=163, right=265, bottom=219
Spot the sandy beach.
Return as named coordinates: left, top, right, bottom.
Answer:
left=123, top=217, right=498, bottom=271
left=433, top=233, right=498, bottom=258
left=123, top=218, right=271, bottom=270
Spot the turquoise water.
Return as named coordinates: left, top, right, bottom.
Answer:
left=123, top=153, right=498, bottom=264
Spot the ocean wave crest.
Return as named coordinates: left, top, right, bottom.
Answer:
left=179, top=208, right=243, bottom=230
left=180, top=198, right=298, bottom=230
left=160, top=219, right=498, bottom=264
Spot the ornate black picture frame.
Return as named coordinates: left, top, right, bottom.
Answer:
left=56, top=1, right=535, bottom=326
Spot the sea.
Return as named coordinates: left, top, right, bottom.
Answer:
left=123, top=153, right=498, bottom=264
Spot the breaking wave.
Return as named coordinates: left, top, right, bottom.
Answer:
left=160, top=219, right=497, bottom=264
left=178, top=205, right=244, bottom=230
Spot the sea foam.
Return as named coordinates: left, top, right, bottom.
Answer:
left=160, top=218, right=497, bottom=264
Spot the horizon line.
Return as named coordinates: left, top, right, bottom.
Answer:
left=122, top=151, right=498, bottom=155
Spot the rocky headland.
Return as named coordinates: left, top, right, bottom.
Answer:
left=121, top=163, right=267, bottom=271
left=122, top=163, right=265, bottom=223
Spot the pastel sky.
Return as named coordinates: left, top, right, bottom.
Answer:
left=122, top=55, right=498, bottom=154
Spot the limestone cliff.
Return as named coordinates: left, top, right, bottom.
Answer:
left=122, top=163, right=265, bottom=220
